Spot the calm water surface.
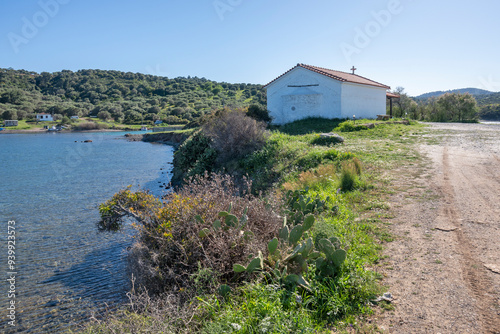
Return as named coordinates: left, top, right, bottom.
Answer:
left=0, top=131, right=173, bottom=333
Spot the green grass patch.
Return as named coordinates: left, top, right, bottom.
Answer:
left=3, top=120, right=32, bottom=129
left=276, top=117, right=345, bottom=135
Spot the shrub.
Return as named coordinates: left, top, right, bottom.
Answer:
left=335, top=121, right=368, bottom=132
left=202, top=110, right=269, bottom=164
left=173, top=130, right=217, bottom=181
left=339, top=161, right=359, bottom=192
left=73, top=122, right=109, bottom=130
left=311, top=134, right=344, bottom=146
left=98, top=173, right=282, bottom=294
left=296, top=149, right=354, bottom=170
left=283, top=164, right=339, bottom=192
left=246, top=104, right=272, bottom=124
left=60, top=116, right=71, bottom=125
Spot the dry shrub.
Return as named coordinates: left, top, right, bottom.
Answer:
left=83, top=285, right=199, bottom=333
left=351, top=157, right=362, bottom=175
left=202, top=110, right=269, bottom=164
left=283, top=164, right=339, bottom=191
left=126, top=173, right=282, bottom=294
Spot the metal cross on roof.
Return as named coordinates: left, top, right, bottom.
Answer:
left=351, top=66, right=357, bottom=74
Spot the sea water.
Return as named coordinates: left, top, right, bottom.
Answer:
left=0, top=131, right=173, bottom=333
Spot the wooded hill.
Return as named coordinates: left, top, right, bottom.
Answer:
left=0, top=68, right=266, bottom=124
left=411, top=88, right=500, bottom=121
left=475, top=91, right=500, bottom=106
left=415, top=88, right=494, bottom=100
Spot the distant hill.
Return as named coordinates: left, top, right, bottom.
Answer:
left=0, top=68, right=266, bottom=125
left=475, top=91, right=500, bottom=106
left=415, top=88, right=495, bottom=100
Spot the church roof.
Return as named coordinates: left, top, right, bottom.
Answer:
left=264, top=63, right=391, bottom=89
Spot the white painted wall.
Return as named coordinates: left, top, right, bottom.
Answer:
left=36, top=114, right=53, bottom=121
left=266, top=67, right=341, bottom=124
left=340, top=83, right=387, bottom=119
left=266, top=67, right=387, bottom=124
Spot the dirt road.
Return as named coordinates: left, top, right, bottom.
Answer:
left=377, top=123, right=500, bottom=333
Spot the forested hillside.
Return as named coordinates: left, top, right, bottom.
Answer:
left=0, top=68, right=266, bottom=124
left=415, top=88, right=494, bottom=100
left=475, top=91, right=500, bottom=106
left=393, top=87, right=500, bottom=122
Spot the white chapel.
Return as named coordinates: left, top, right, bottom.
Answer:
left=264, top=64, right=392, bottom=124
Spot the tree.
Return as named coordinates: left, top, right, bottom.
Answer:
left=60, top=116, right=71, bottom=125
left=2, top=109, right=17, bottom=120
left=0, top=89, right=25, bottom=105
left=391, top=87, right=415, bottom=118
left=97, top=110, right=111, bottom=121
left=247, top=104, right=272, bottom=123
left=436, top=93, right=478, bottom=122
left=16, top=110, right=27, bottom=120
left=124, top=110, right=142, bottom=124
left=479, top=104, right=500, bottom=121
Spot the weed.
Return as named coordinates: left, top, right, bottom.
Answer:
left=340, top=162, right=358, bottom=192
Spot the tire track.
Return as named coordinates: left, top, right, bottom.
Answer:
left=441, top=146, right=500, bottom=334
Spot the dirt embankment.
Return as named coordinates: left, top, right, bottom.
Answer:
left=125, top=132, right=189, bottom=147
left=377, top=123, right=500, bottom=333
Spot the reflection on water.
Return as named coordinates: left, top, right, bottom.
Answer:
left=0, top=131, right=173, bottom=333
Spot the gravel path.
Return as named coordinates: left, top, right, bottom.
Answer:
left=377, top=122, right=500, bottom=333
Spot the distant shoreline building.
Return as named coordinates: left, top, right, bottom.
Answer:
left=36, top=113, right=54, bottom=122
left=264, top=64, right=392, bottom=124
left=4, top=120, right=18, bottom=127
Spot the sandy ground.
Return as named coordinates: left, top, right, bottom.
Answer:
left=377, top=123, right=500, bottom=333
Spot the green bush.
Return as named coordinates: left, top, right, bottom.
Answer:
left=335, top=121, right=368, bottom=132
left=73, top=122, right=109, bottom=130
left=339, top=161, right=360, bottom=192
left=173, top=130, right=217, bottom=181
left=311, top=135, right=344, bottom=146
left=296, top=149, right=354, bottom=170
left=199, top=284, right=319, bottom=334
left=246, top=104, right=272, bottom=124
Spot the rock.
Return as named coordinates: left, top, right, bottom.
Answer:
left=373, top=292, right=394, bottom=302
left=484, top=264, right=500, bottom=274
left=363, top=123, right=375, bottom=129
left=435, top=225, right=458, bottom=232
left=319, top=133, right=345, bottom=143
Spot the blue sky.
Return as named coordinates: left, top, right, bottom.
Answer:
left=0, top=0, right=499, bottom=96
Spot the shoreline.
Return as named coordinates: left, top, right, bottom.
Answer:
left=0, top=128, right=140, bottom=134
left=125, top=131, right=189, bottom=148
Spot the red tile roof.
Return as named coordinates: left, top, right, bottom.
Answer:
left=386, top=92, right=400, bottom=98
left=264, top=63, right=391, bottom=89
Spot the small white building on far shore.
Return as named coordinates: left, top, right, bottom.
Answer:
left=36, top=113, right=54, bottom=122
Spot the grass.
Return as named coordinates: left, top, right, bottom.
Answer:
left=78, top=117, right=428, bottom=333
left=1, top=119, right=47, bottom=130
